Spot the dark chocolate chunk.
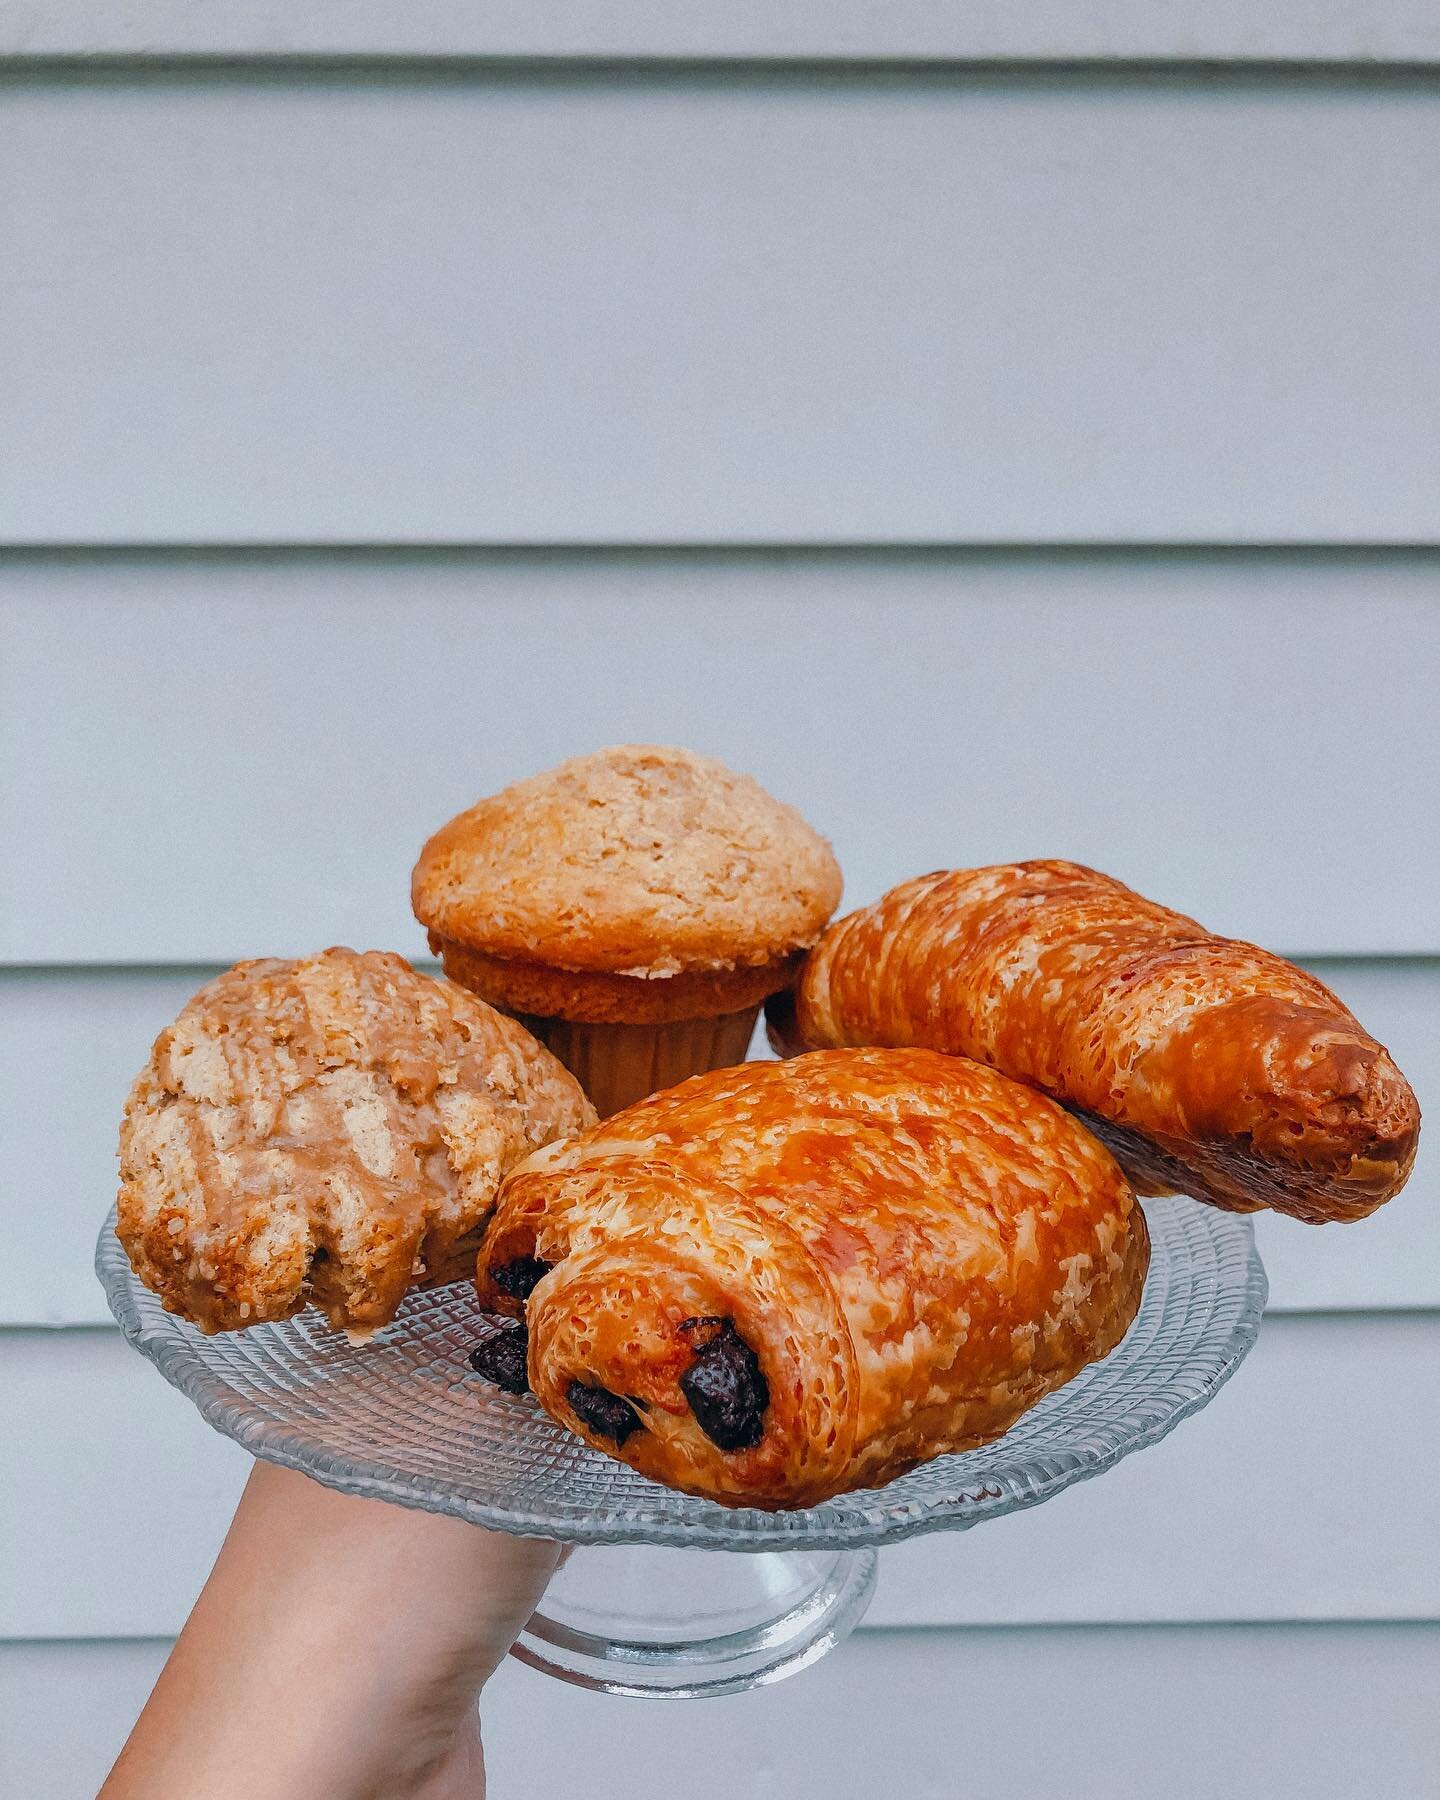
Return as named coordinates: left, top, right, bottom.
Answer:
left=492, top=1255, right=554, bottom=1302
left=467, top=1322, right=530, bottom=1395
left=566, top=1380, right=643, bottom=1446
left=679, top=1317, right=769, bottom=1452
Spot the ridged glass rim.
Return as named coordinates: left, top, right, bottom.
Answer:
left=96, top=1198, right=1266, bottom=1551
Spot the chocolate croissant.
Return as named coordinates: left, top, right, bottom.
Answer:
left=768, top=863, right=1420, bottom=1225
left=472, top=1048, right=1148, bottom=1509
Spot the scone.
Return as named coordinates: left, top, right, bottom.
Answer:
left=471, top=1048, right=1148, bottom=1509
left=411, top=745, right=842, bottom=1115
left=117, top=948, right=594, bottom=1335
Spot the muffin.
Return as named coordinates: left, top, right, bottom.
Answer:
left=117, top=947, right=594, bottom=1335
left=411, top=745, right=843, bottom=1115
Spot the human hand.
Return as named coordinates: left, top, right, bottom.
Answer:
left=101, top=1460, right=562, bottom=1799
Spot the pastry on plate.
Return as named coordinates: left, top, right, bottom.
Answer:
left=768, top=862, right=1420, bottom=1224
left=470, top=1047, right=1148, bottom=1509
left=412, top=745, right=842, bottom=1115
left=117, top=947, right=594, bottom=1335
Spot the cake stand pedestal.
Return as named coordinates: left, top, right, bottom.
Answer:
left=97, top=1196, right=1265, bottom=1699
left=513, top=1545, right=877, bottom=1696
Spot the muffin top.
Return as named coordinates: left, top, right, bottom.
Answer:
left=117, top=948, right=594, bottom=1334
left=412, top=745, right=843, bottom=979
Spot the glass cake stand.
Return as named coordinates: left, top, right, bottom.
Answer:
left=97, top=1197, right=1265, bottom=1698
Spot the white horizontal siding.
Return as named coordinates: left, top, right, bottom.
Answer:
left=12, top=3, right=1440, bottom=63
left=5, top=551, right=1439, bottom=961
left=5, top=1316, right=1435, bottom=1640
left=4, top=959, right=1432, bottom=1327
left=1, top=968, right=210, bottom=1325
left=7, top=1625, right=1439, bottom=1800
left=0, top=80, right=1437, bottom=543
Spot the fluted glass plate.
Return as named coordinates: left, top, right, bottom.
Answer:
left=96, top=1197, right=1265, bottom=1552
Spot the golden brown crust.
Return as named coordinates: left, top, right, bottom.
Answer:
left=777, top=863, right=1421, bottom=1224
left=117, top=948, right=595, bottom=1335
left=432, top=935, right=800, bottom=1024
left=477, top=1048, right=1148, bottom=1509
left=411, top=746, right=842, bottom=994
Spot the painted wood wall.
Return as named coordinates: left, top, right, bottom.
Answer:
left=1, top=11, right=1436, bottom=1795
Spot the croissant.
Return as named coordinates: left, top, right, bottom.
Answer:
left=470, top=1048, right=1148, bottom=1509
left=768, top=863, right=1420, bottom=1225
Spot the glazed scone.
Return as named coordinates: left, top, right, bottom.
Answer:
left=117, top=948, right=595, bottom=1335
left=412, top=746, right=843, bottom=1114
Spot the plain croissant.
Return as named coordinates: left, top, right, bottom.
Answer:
left=767, top=862, right=1420, bottom=1225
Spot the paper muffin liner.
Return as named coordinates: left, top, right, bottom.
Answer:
left=516, top=1008, right=761, bottom=1118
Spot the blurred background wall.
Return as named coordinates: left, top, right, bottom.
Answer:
left=2, top=9, right=1438, bottom=1795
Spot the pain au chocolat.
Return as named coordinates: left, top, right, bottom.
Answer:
left=472, top=1048, right=1148, bottom=1509
left=768, top=862, right=1420, bottom=1225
